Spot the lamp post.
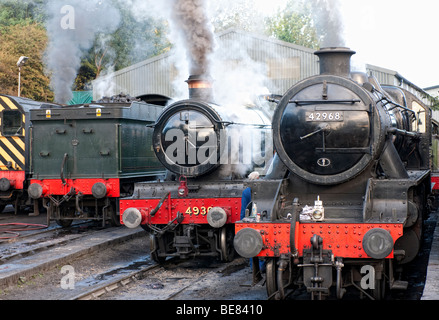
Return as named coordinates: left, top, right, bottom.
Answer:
left=17, top=56, right=29, bottom=97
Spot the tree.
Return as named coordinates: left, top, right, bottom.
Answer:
left=210, top=0, right=266, bottom=33
left=0, top=23, right=53, bottom=101
left=0, top=0, right=45, bottom=27
left=74, top=3, right=171, bottom=91
left=265, top=0, right=320, bottom=49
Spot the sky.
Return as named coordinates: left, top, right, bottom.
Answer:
left=341, top=0, right=438, bottom=89
left=254, top=0, right=438, bottom=89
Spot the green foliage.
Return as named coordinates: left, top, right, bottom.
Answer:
left=265, top=0, right=320, bottom=49
left=0, top=23, right=53, bottom=101
left=72, top=2, right=171, bottom=91
left=427, top=95, right=439, bottom=110
left=0, top=0, right=45, bottom=27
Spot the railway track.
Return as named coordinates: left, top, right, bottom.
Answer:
left=0, top=210, right=264, bottom=301
left=0, top=217, right=145, bottom=293
left=78, top=257, right=253, bottom=300
left=0, top=207, right=435, bottom=301
left=0, top=221, right=99, bottom=264
left=1, top=225, right=264, bottom=301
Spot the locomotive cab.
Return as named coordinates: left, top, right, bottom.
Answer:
left=0, top=95, right=59, bottom=214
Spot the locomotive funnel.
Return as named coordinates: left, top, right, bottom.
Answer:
left=315, top=47, right=355, bottom=77
left=186, top=75, right=214, bottom=101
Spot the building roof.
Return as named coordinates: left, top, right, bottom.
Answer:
left=92, top=28, right=434, bottom=105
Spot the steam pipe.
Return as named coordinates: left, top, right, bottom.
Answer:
left=379, top=140, right=409, bottom=179
left=277, top=258, right=289, bottom=300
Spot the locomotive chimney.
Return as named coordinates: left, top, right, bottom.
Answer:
left=315, top=47, right=356, bottom=78
left=186, top=75, right=214, bottom=102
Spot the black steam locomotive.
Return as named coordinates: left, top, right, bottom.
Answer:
left=120, top=76, right=272, bottom=262
left=234, top=47, right=432, bottom=299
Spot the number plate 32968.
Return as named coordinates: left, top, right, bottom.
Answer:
left=306, top=111, right=343, bottom=122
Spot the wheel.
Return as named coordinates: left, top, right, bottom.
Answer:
left=266, top=258, right=292, bottom=299
left=108, top=203, right=121, bottom=227
left=266, top=258, right=278, bottom=298
left=372, top=261, right=387, bottom=300
left=55, top=205, right=74, bottom=228
left=220, top=226, right=235, bottom=262
left=56, top=219, right=73, bottom=228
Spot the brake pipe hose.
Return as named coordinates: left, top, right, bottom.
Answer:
left=0, top=223, right=47, bottom=240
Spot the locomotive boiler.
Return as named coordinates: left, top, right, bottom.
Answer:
left=234, top=47, right=431, bottom=299
left=120, top=76, right=272, bottom=262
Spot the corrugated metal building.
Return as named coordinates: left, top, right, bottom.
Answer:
left=92, top=29, right=431, bottom=105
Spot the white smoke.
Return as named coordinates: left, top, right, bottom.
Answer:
left=307, top=0, right=346, bottom=47
left=93, top=67, right=118, bottom=99
left=44, top=0, right=121, bottom=104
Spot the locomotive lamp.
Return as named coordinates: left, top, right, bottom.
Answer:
left=178, top=175, right=188, bottom=197
left=312, top=196, right=324, bottom=221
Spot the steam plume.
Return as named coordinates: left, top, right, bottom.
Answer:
left=44, top=0, right=120, bottom=103
left=168, top=0, right=216, bottom=77
left=308, top=0, right=346, bottom=47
